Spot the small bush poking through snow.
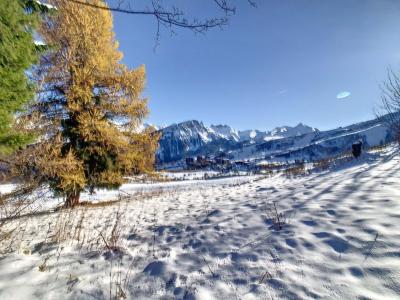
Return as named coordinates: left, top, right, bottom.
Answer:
left=266, top=201, right=286, bottom=230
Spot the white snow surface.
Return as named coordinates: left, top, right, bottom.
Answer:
left=34, top=40, right=46, bottom=46
left=210, top=125, right=240, bottom=142
left=269, top=123, right=317, bottom=139
left=35, top=0, right=56, bottom=10
left=1, top=148, right=400, bottom=299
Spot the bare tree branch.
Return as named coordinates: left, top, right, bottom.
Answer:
left=62, top=0, right=256, bottom=34
left=66, top=0, right=231, bottom=32
left=378, top=67, right=400, bottom=143
left=45, top=0, right=257, bottom=49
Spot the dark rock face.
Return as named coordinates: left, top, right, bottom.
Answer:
left=156, top=120, right=240, bottom=163
left=156, top=120, right=210, bottom=163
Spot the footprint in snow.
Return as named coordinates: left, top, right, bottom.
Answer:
left=285, top=238, right=298, bottom=248
left=302, top=220, right=318, bottom=227
left=313, top=232, right=330, bottom=239
left=143, top=261, right=166, bottom=276
left=301, top=240, right=315, bottom=250
left=230, top=252, right=259, bottom=262
left=206, top=209, right=221, bottom=218
left=183, top=239, right=202, bottom=250
left=348, top=266, right=364, bottom=278
left=166, top=273, right=177, bottom=289
left=313, top=232, right=350, bottom=253
left=243, top=203, right=258, bottom=209
left=326, top=209, right=336, bottom=216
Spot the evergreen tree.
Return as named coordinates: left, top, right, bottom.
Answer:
left=14, top=0, right=159, bottom=207
left=0, top=0, right=39, bottom=154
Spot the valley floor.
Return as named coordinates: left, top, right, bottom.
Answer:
left=0, top=148, right=399, bottom=299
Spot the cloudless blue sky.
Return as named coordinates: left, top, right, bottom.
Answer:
left=110, top=0, right=400, bottom=131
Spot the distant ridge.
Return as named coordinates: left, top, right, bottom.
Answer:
left=155, top=117, right=393, bottom=165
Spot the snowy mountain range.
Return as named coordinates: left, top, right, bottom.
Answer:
left=155, top=117, right=393, bottom=165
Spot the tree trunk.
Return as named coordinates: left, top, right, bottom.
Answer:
left=65, top=190, right=81, bottom=208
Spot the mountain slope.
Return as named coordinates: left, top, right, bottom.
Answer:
left=156, top=120, right=240, bottom=163
left=266, top=123, right=318, bottom=140
left=156, top=117, right=393, bottom=165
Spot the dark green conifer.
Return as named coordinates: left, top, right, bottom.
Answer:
left=0, top=0, right=50, bottom=154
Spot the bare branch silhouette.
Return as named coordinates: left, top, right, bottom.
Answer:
left=378, top=67, right=400, bottom=143
left=63, top=0, right=255, bottom=34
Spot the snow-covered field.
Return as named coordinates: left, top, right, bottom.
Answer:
left=0, top=148, right=399, bottom=299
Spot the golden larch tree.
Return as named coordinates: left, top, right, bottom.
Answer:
left=14, top=0, right=159, bottom=207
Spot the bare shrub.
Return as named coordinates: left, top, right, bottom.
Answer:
left=52, top=209, right=77, bottom=243
left=266, top=201, right=286, bottom=230
left=368, top=143, right=389, bottom=152
left=312, top=151, right=354, bottom=172
left=379, top=68, right=400, bottom=143
left=259, top=269, right=273, bottom=284
left=0, top=185, right=50, bottom=253
left=109, top=258, right=128, bottom=300
left=38, top=256, right=50, bottom=272
left=313, top=157, right=331, bottom=171
left=284, top=163, right=306, bottom=177
left=96, top=200, right=127, bottom=252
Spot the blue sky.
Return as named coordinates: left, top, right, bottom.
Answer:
left=110, top=0, right=400, bottom=131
